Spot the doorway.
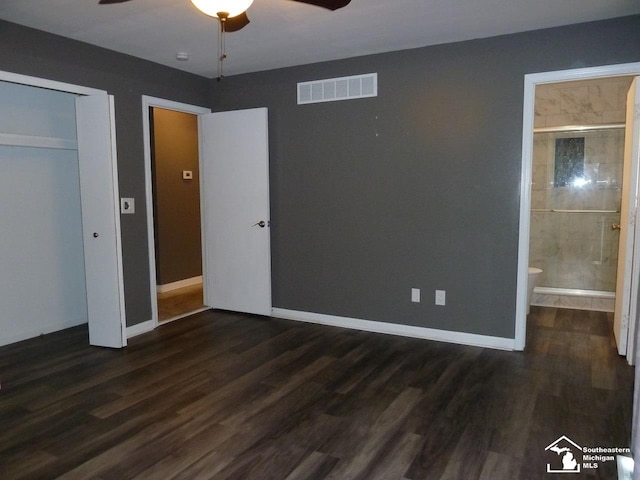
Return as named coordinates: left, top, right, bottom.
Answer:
left=142, top=100, right=273, bottom=331
left=142, top=97, right=211, bottom=327
left=150, top=107, right=206, bottom=323
left=528, top=77, right=631, bottom=308
left=515, top=62, right=640, bottom=362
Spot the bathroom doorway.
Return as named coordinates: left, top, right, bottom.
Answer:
left=528, top=77, right=632, bottom=310
left=515, top=63, right=640, bottom=362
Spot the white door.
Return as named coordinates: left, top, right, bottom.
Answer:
left=76, top=95, right=127, bottom=348
left=201, top=107, right=272, bottom=316
left=614, top=77, right=640, bottom=358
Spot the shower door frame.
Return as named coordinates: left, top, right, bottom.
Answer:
left=515, top=62, right=640, bottom=364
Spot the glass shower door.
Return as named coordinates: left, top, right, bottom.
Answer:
left=529, top=127, right=625, bottom=293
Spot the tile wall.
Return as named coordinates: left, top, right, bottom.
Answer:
left=534, top=77, right=631, bottom=128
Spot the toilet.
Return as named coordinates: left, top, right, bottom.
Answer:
left=527, top=267, right=543, bottom=314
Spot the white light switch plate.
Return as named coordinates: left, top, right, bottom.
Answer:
left=435, top=290, right=446, bottom=306
left=121, top=197, right=135, bottom=214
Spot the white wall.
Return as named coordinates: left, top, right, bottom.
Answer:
left=0, top=81, right=87, bottom=346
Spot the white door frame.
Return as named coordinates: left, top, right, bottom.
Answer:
left=141, top=96, right=211, bottom=329
left=515, top=62, right=640, bottom=358
left=0, top=70, right=126, bottom=346
left=0, top=71, right=105, bottom=97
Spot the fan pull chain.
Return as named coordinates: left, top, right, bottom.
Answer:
left=217, top=13, right=228, bottom=81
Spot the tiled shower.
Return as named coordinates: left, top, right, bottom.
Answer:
left=529, top=77, right=633, bottom=311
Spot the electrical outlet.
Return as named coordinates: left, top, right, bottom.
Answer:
left=411, top=288, right=420, bottom=303
left=435, top=290, right=446, bottom=306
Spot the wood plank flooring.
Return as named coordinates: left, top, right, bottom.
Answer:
left=157, top=284, right=204, bottom=322
left=0, top=307, right=633, bottom=479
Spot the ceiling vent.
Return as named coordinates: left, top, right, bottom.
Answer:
left=297, top=73, right=377, bottom=105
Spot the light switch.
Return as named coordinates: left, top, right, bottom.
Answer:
left=121, top=197, right=135, bottom=214
left=182, top=170, right=193, bottom=180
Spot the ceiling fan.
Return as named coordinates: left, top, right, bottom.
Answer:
left=98, top=0, right=352, bottom=32
left=99, top=0, right=352, bottom=78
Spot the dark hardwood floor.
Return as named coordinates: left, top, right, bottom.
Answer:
left=0, top=307, right=634, bottom=479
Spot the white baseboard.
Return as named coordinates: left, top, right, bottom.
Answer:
left=157, top=276, right=202, bottom=294
left=126, top=319, right=155, bottom=339
left=271, top=308, right=515, bottom=351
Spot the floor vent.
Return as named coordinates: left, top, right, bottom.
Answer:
left=297, top=73, right=377, bottom=105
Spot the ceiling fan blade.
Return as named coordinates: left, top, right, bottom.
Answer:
left=289, top=0, right=351, bottom=10
left=99, top=0, right=133, bottom=4
left=224, top=12, right=250, bottom=32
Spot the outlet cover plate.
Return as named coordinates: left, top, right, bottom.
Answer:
left=411, top=288, right=420, bottom=303
left=435, top=290, right=446, bottom=306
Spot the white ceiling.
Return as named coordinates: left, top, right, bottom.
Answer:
left=1, top=0, right=639, bottom=79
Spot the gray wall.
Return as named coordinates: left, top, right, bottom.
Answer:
left=211, top=15, right=640, bottom=338
left=0, top=20, right=210, bottom=326
left=1, top=15, right=640, bottom=336
left=151, top=108, right=202, bottom=286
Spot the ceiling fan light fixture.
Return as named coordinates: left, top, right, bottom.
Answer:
left=190, top=0, right=254, bottom=19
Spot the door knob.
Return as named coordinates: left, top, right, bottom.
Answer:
left=252, top=221, right=266, bottom=228
left=93, top=232, right=100, bottom=238
left=611, top=224, right=621, bottom=231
